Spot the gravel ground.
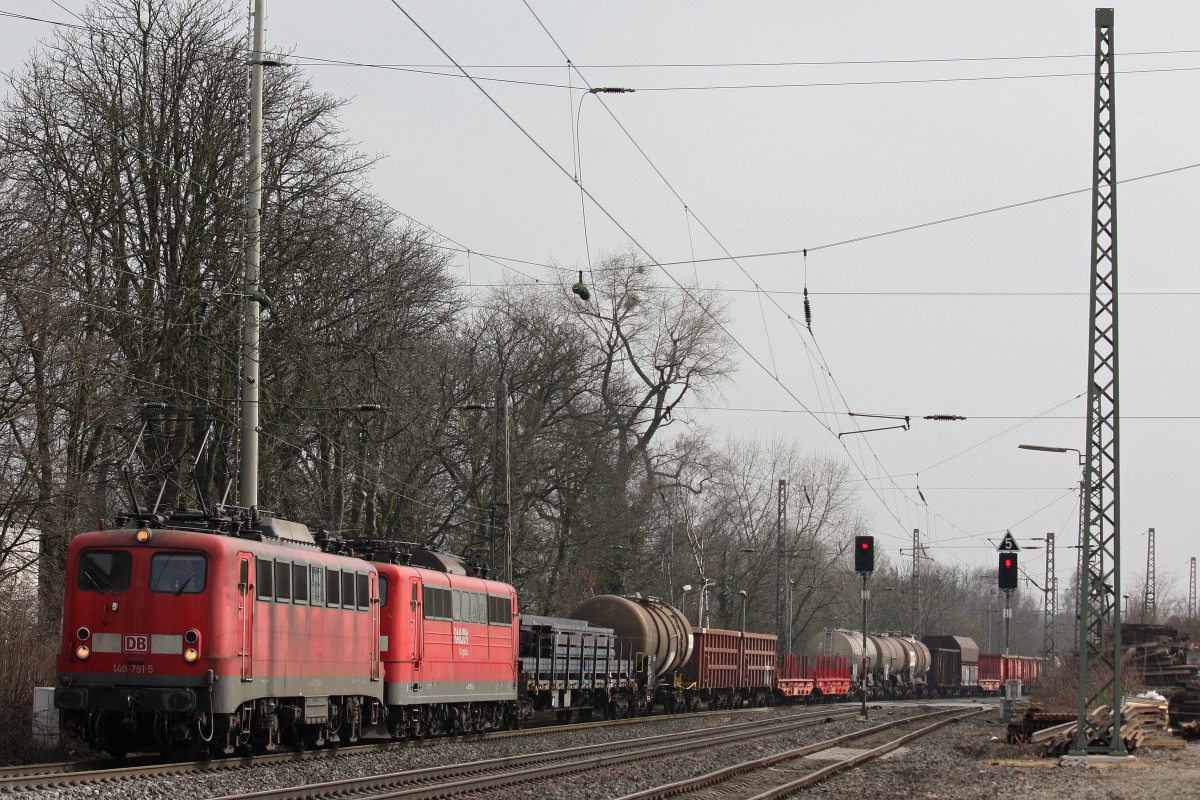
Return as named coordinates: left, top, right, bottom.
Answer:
left=805, top=710, right=1200, bottom=800
left=17, top=703, right=1200, bottom=799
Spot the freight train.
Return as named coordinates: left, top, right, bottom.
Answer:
left=52, top=509, right=1037, bottom=757
left=811, top=629, right=1041, bottom=698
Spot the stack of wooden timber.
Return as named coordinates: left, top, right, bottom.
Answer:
left=1123, top=695, right=1170, bottom=750
left=1006, top=707, right=1075, bottom=743
left=1029, top=697, right=1169, bottom=756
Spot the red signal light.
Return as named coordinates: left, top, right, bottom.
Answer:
left=854, top=535, right=875, bottom=573
left=998, top=552, right=1019, bottom=589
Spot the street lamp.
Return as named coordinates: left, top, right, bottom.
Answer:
left=681, top=584, right=694, bottom=622
left=1018, top=444, right=1083, bottom=461
left=738, top=590, right=748, bottom=633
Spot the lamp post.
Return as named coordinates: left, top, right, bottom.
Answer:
left=680, top=584, right=694, bottom=624
left=463, top=385, right=512, bottom=582
left=1020, top=440, right=1125, bottom=754
left=786, top=579, right=796, bottom=654
left=738, top=590, right=748, bottom=633
left=696, top=578, right=715, bottom=628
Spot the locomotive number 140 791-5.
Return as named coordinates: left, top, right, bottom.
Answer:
left=113, top=663, right=154, bottom=674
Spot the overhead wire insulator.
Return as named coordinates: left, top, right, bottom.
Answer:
left=801, top=248, right=812, bottom=333
left=571, top=268, right=590, bottom=302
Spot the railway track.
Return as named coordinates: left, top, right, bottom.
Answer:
left=199, top=707, right=865, bottom=800
left=618, top=705, right=988, bottom=799
left=0, top=703, right=823, bottom=794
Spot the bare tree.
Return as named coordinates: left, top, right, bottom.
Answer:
left=0, top=0, right=465, bottom=623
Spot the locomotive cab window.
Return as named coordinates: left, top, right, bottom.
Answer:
left=378, top=576, right=389, bottom=609
left=149, top=553, right=206, bottom=594
left=488, top=595, right=511, bottom=626
left=78, top=551, right=132, bottom=594
left=423, top=585, right=450, bottom=620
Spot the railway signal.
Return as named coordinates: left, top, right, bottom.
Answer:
left=852, top=533, right=874, bottom=720
left=999, top=552, right=1019, bottom=590
left=854, top=535, right=875, bottom=573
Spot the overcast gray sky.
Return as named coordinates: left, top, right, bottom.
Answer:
left=5, top=1, right=1199, bottom=606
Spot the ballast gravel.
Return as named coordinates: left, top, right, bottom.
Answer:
left=17, top=704, right=1200, bottom=800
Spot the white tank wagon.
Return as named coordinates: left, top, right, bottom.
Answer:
left=889, top=634, right=931, bottom=683
left=807, top=629, right=930, bottom=697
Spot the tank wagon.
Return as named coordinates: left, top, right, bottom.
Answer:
left=806, top=629, right=930, bottom=698
left=570, top=594, right=789, bottom=712
left=569, top=594, right=693, bottom=683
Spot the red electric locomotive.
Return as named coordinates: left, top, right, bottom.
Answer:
left=375, top=546, right=519, bottom=738
left=55, top=513, right=384, bottom=756
left=54, top=510, right=522, bottom=757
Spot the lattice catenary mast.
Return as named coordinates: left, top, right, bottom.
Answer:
left=1073, top=6, right=1124, bottom=756
left=1143, top=527, right=1156, bottom=622
left=912, top=528, right=921, bottom=635
left=1190, top=557, right=1196, bottom=622
left=1043, top=531, right=1057, bottom=661
left=777, top=479, right=787, bottom=641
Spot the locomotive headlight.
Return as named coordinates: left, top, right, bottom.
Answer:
left=183, top=648, right=199, bottom=663
left=75, top=644, right=91, bottom=660
left=76, top=627, right=91, bottom=641
left=135, top=528, right=152, bottom=543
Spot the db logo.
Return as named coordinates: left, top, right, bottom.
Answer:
left=123, top=634, right=149, bottom=653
